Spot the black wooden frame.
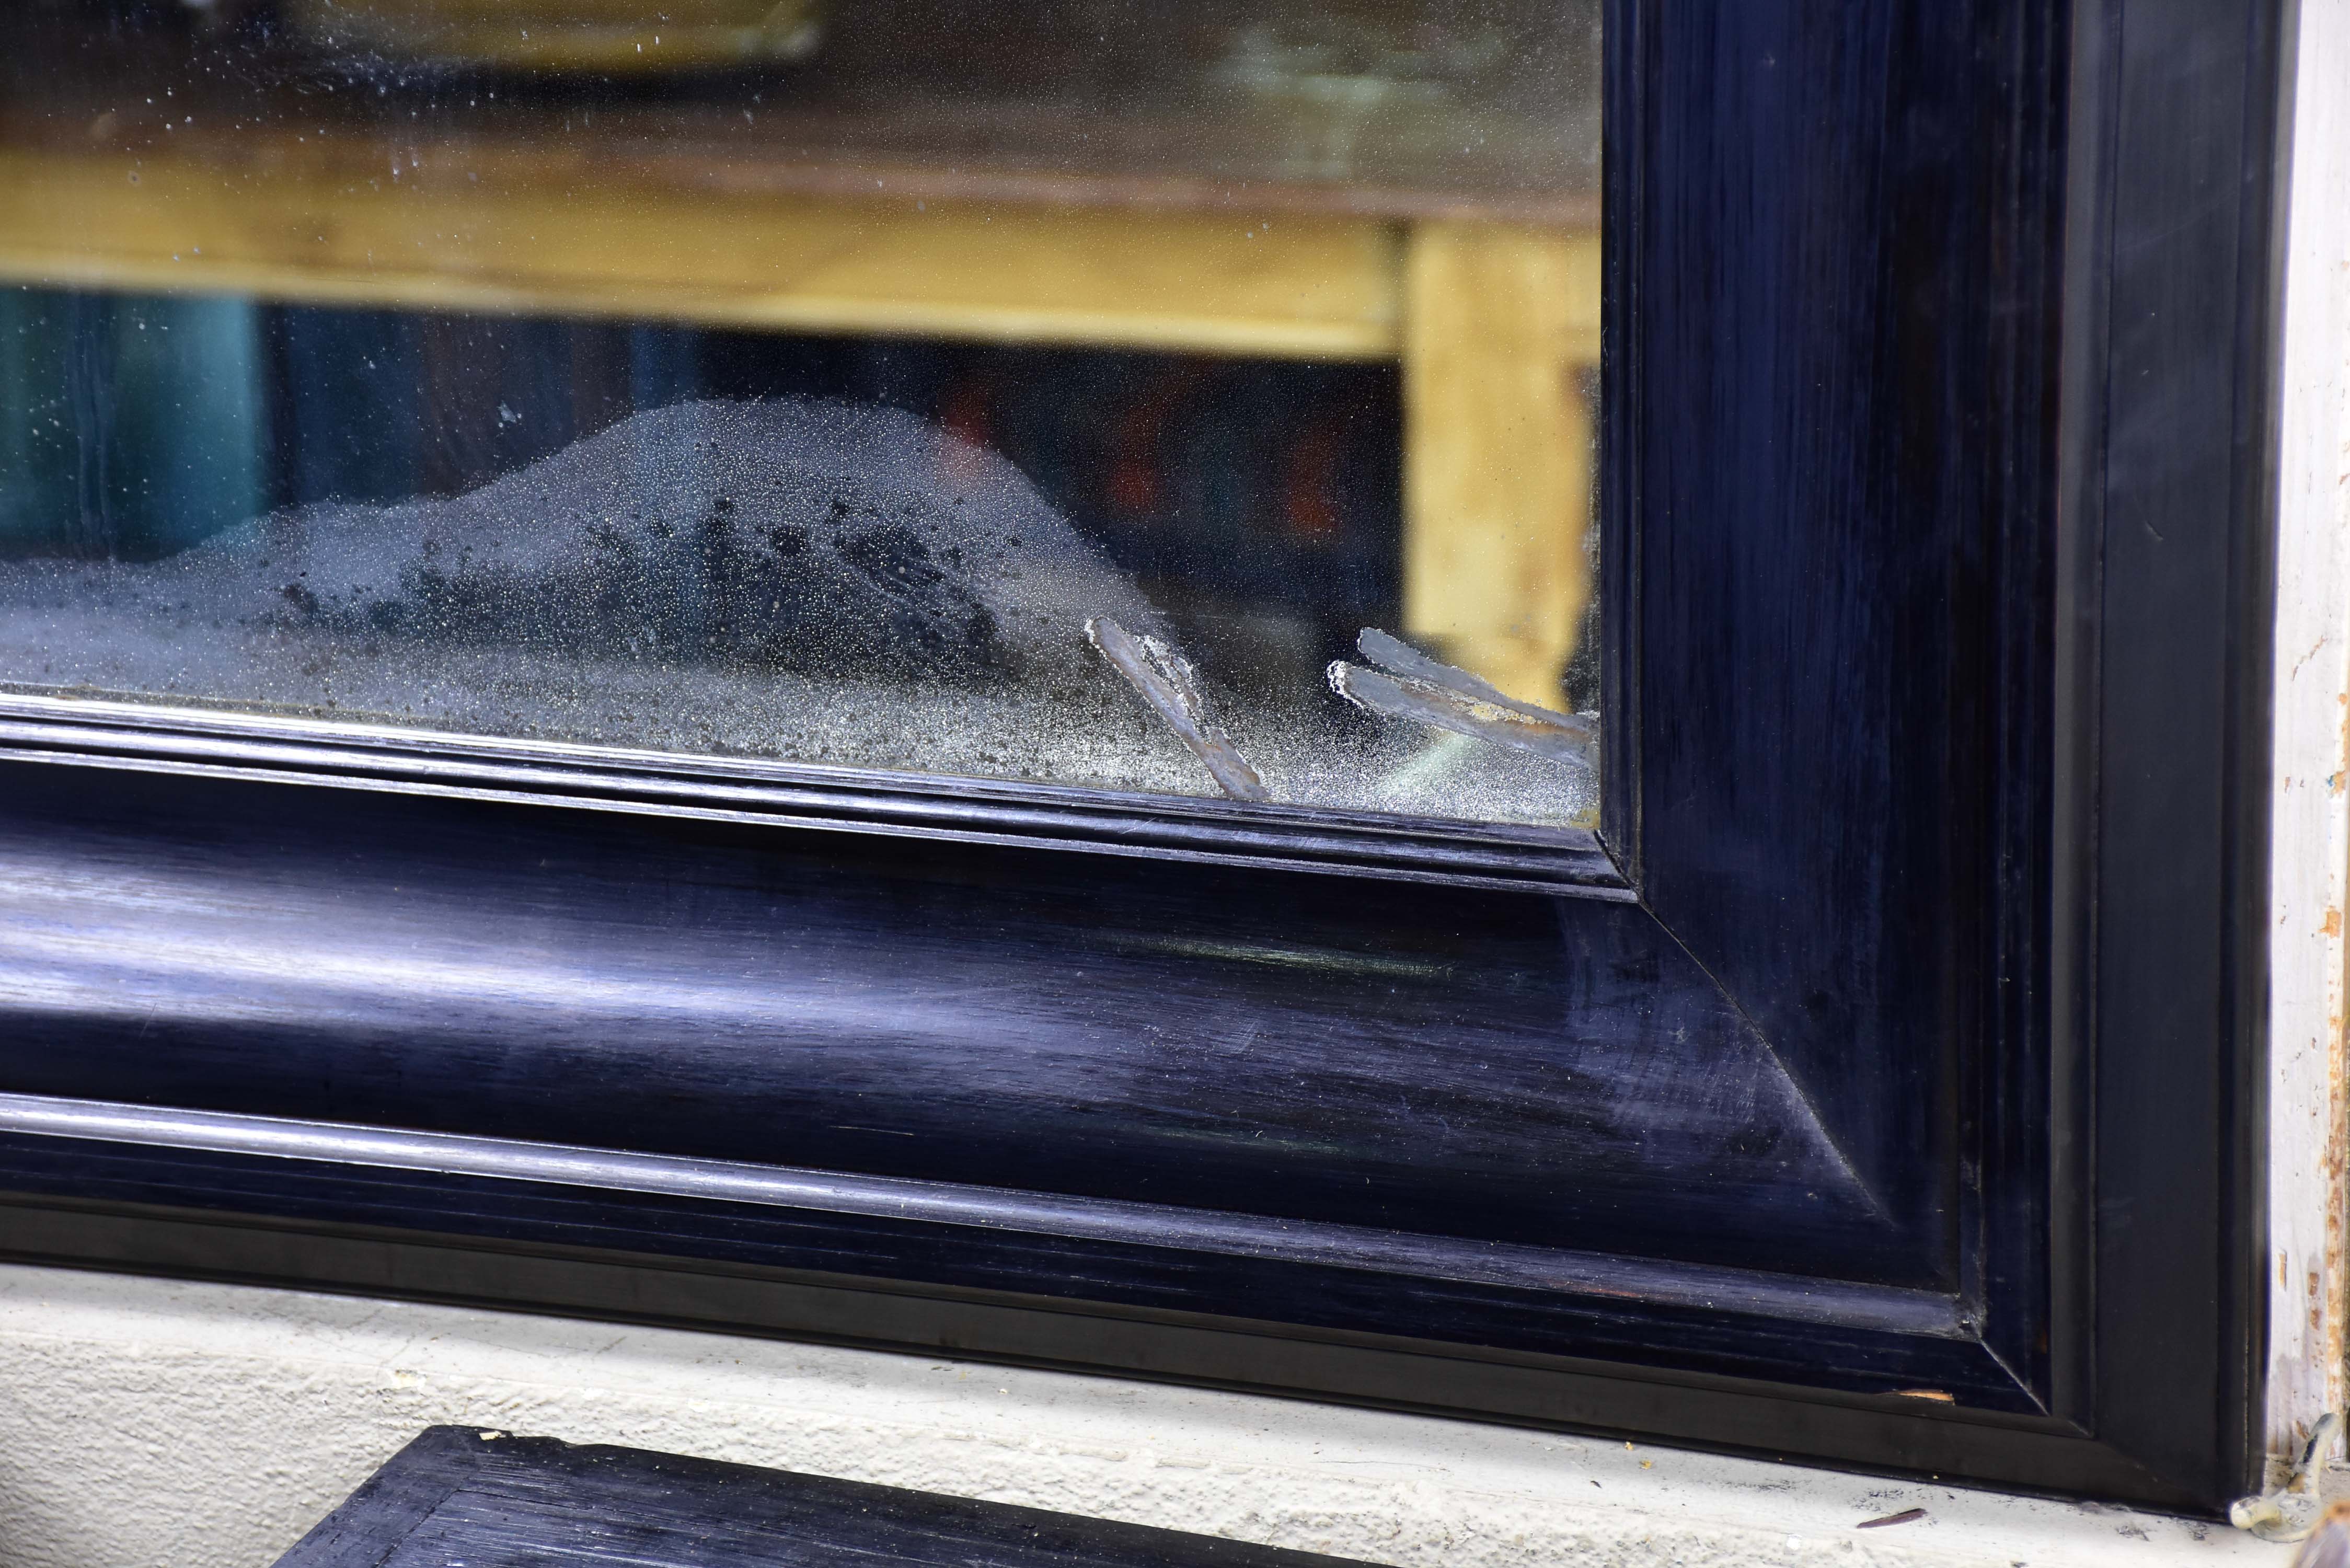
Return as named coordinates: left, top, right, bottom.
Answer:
left=0, top=0, right=2289, bottom=1512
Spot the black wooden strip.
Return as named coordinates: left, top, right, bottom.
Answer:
left=277, top=1428, right=1385, bottom=1568
left=274, top=1427, right=483, bottom=1568
left=2084, top=0, right=2283, bottom=1504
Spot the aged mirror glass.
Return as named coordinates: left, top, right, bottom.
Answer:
left=0, top=0, right=1600, bottom=825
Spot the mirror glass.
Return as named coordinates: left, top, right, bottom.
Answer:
left=0, top=0, right=1600, bottom=826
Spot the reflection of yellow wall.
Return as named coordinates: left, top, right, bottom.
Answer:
left=0, top=151, right=1399, bottom=360
left=0, top=146, right=1599, bottom=706
left=1403, top=226, right=1600, bottom=708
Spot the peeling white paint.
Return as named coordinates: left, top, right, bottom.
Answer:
left=0, top=1265, right=2284, bottom=1568
left=2266, top=0, right=2350, bottom=1468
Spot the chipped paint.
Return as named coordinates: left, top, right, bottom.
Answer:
left=2264, top=0, right=2350, bottom=1465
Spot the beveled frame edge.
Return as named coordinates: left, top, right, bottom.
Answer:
left=2224, top=0, right=2297, bottom=1484
left=2049, top=0, right=2289, bottom=1503
left=1594, top=0, right=2074, bottom=1450
left=1582, top=0, right=2293, bottom=1504
left=0, top=1090, right=1961, bottom=1333
left=0, top=689, right=1628, bottom=898
left=0, top=1109, right=2042, bottom=1409
left=1595, top=0, right=1641, bottom=884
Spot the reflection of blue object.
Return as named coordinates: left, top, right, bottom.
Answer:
left=0, top=289, right=268, bottom=560
left=276, top=307, right=423, bottom=506
left=0, top=291, right=74, bottom=551
left=627, top=325, right=700, bottom=412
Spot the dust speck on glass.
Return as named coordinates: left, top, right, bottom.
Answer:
left=0, top=0, right=1602, bottom=828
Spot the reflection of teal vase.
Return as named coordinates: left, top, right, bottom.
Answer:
left=0, top=288, right=269, bottom=560
left=0, top=290, right=76, bottom=553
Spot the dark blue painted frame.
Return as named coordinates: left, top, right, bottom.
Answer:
left=0, top=0, right=2286, bottom=1510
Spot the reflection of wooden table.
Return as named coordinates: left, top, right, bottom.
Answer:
left=0, top=5, right=1599, bottom=704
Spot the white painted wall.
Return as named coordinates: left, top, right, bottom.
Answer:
left=0, top=1264, right=2283, bottom=1568
left=2266, top=0, right=2350, bottom=1467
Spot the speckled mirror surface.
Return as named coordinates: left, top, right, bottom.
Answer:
left=0, top=0, right=1602, bottom=826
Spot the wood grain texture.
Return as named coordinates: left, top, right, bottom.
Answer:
left=0, top=1091, right=1969, bottom=1330
left=276, top=1426, right=1386, bottom=1568
left=1606, top=0, right=2070, bottom=1304
left=0, top=1137, right=2030, bottom=1405
left=1598, top=0, right=2278, bottom=1503
left=0, top=149, right=1401, bottom=359
left=0, top=760, right=1895, bottom=1283
left=2086, top=0, right=2285, bottom=1504
left=0, top=0, right=2293, bottom=1510
left=1402, top=225, right=1600, bottom=706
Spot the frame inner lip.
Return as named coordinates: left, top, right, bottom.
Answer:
left=0, top=1090, right=1962, bottom=1339
left=0, top=688, right=1631, bottom=896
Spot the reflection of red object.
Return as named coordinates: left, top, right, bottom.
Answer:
left=1104, top=365, right=1213, bottom=520
left=937, top=375, right=997, bottom=485
left=1281, top=411, right=1348, bottom=540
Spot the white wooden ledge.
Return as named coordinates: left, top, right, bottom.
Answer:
left=0, top=1263, right=2283, bottom=1568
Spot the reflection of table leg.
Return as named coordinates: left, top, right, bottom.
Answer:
left=1401, top=223, right=1602, bottom=709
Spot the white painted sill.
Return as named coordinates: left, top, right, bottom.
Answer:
left=0, top=1263, right=2286, bottom=1568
